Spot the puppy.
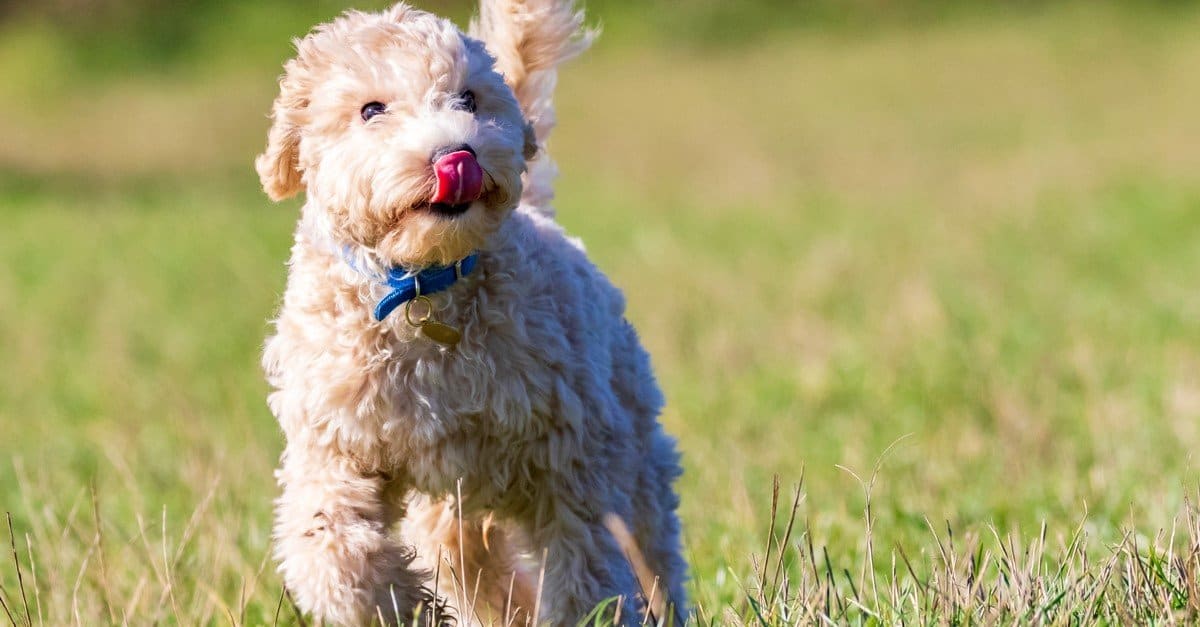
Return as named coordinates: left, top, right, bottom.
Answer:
left=256, top=1, right=686, bottom=624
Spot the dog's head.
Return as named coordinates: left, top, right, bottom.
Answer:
left=256, top=3, right=536, bottom=267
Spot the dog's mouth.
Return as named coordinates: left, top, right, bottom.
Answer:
left=429, top=148, right=484, bottom=213
left=427, top=201, right=474, bottom=217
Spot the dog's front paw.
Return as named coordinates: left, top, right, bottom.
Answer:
left=374, top=586, right=454, bottom=627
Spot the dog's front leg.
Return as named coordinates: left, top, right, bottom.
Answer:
left=273, top=446, right=438, bottom=626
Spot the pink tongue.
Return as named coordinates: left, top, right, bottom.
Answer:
left=431, top=150, right=484, bottom=205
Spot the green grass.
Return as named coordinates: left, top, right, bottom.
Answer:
left=3, top=1, right=1200, bottom=624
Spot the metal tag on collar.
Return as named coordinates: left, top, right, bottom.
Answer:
left=404, top=281, right=462, bottom=347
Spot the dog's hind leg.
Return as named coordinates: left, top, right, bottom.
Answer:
left=517, top=499, right=643, bottom=625
left=630, top=432, right=689, bottom=624
left=273, top=447, right=441, bottom=626
left=401, top=496, right=539, bottom=626
left=604, top=324, right=690, bottom=622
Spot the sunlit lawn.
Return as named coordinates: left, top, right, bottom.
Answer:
left=3, top=2, right=1200, bottom=623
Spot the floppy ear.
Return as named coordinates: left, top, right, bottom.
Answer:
left=255, top=59, right=309, bottom=201
left=469, top=0, right=593, bottom=144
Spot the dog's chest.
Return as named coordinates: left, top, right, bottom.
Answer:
left=373, top=302, right=574, bottom=501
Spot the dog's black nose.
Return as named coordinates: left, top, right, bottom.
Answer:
left=432, top=144, right=476, bottom=162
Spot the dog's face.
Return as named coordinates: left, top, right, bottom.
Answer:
left=256, top=4, right=535, bottom=267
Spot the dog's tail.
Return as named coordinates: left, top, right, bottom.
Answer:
left=471, top=0, right=594, bottom=214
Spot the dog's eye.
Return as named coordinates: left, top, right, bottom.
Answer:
left=452, top=90, right=476, bottom=114
left=361, top=102, right=387, bottom=121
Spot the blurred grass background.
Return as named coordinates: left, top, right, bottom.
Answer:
left=2, top=0, right=1200, bottom=623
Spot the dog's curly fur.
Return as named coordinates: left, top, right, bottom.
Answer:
left=256, top=1, right=687, bottom=625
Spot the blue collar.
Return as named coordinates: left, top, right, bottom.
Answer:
left=344, top=250, right=479, bottom=321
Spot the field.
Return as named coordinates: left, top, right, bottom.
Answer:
left=3, top=1, right=1200, bottom=624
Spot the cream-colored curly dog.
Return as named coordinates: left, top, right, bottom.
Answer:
left=255, top=1, right=686, bottom=624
